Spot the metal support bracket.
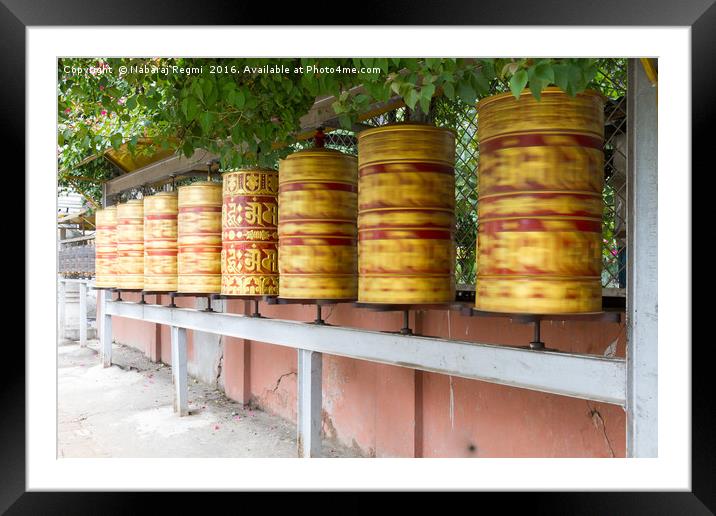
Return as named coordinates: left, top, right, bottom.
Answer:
left=100, top=291, right=112, bottom=367
left=79, top=281, right=88, bottom=347
left=297, top=349, right=322, bottom=457
left=171, top=326, right=189, bottom=416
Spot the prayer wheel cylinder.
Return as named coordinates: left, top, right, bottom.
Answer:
left=143, top=191, right=178, bottom=292
left=278, top=148, right=358, bottom=300
left=221, top=168, right=279, bottom=296
left=94, top=206, right=117, bottom=288
left=177, top=181, right=222, bottom=294
left=357, top=123, right=456, bottom=304
left=116, top=199, right=144, bottom=290
left=475, top=87, right=605, bottom=314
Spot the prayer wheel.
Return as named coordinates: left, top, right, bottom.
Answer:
left=278, top=147, right=358, bottom=300
left=221, top=168, right=279, bottom=296
left=357, top=123, right=456, bottom=304
left=143, top=191, right=178, bottom=292
left=475, top=87, right=605, bottom=314
left=116, top=199, right=144, bottom=290
left=177, top=181, right=222, bottom=293
left=94, top=206, right=117, bottom=288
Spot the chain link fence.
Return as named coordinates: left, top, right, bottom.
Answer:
left=305, top=60, right=629, bottom=292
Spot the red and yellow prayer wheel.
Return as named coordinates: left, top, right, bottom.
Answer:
left=475, top=87, right=605, bottom=314
left=221, top=168, right=279, bottom=296
left=143, top=191, right=178, bottom=292
left=177, top=181, right=222, bottom=294
left=278, top=147, right=358, bottom=300
left=94, top=206, right=117, bottom=288
left=357, top=123, right=456, bottom=304
left=116, top=199, right=144, bottom=290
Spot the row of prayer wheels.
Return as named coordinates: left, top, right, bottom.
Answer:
left=95, top=88, right=604, bottom=313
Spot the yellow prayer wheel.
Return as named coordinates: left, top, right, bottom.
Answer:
left=278, top=147, right=358, bottom=300
left=144, top=191, right=178, bottom=292
left=116, top=199, right=144, bottom=290
left=94, top=206, right=117, bottom=288
left=177, top=181, right=222, bottom=294
left=357, top=123, right=456, bottom=304
left=475, top=87, right=605, bottom=314
left=221, top=168, right=279, bottom=296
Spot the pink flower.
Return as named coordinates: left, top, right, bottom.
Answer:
left=64, top=108, right=71, bottom=114
left=101, top=110, right=107, bottom=115
left=117, top=97, right=126, bottom=105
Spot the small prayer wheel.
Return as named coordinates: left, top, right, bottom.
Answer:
left=278, top=146, right=358, bottom=300
left=221, top=168, right=279, bottom=296
left=94, top=206, right=117, bottom=288
left=143, top=191, right=178, bottom=292
left=177, top=181, right=222, bottom=294
left=116, top=199, right=144, bottom=290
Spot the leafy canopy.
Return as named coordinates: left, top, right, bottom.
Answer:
left=58, top=57, right=610, bottom=205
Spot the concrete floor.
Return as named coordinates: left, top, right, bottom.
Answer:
left=58, top=339, right=358, bottom=458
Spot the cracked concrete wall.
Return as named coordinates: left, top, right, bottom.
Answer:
left=187, top=298, right=225, bottom=388
left=109, top=293, right=627, bottom=458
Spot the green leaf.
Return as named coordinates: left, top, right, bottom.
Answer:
left=442, top=81, right=455, bottom=100
left=534, top=62, right=555, bottom=83
left=232, top=89, right=246, bottom=109
left=567, top=65, right=583, bottom=96
left=425, top=58, right=441, bottom=71
left=126, top=96, right=137, bottom=110
left=403, top=87, right=419, bottom=109
left=470, top=71, right=490, bottom=97
left=480, top=60, right=496, bottom=81
left=199, top=111, right=214, bottom=134
left=509, top=69, right=529, bottom=99
left=110, top=132, right=123, bottom=150
left=419, top=95, right=431, bottom=114
left=456, top=79, right=476, bottom=106
left=186, top=96, right=200, bottom=121
left=182, top=140, right=194, bottom=157
left=421, top=82, right=436, bottom=101
left=338, top=113, right=352, bottom=129
left=553, top=64, right=569, bottom=91
left=192, top=81, right=204, bottom=104
left=529, top=77, right=545, bottom=101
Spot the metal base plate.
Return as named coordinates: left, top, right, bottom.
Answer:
left=459, top=307, right=623, bottom=324
left=354, top=302, right=452, bottom=312
left=269, top=298, right=355, bottom=306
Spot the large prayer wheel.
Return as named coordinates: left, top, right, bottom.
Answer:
left=278, top=147, right=358, bottom=300
left=94, top=206, right=117, bottom=288
left=144, top=191, right=178, bottom=292
left=357, top=123, right=456, bottom=304
left=116, top=199, right=144, bottom=290
left=177, top=181, right=222, bottom=293
left=221, top=168, right=279, bottom=296
left=475, top=87, right=605, bottom=314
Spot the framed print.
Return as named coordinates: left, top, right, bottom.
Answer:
left=6, top=0, right=709, bottom=510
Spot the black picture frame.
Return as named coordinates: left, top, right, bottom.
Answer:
left=7, top=0, right=708, bottom=511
